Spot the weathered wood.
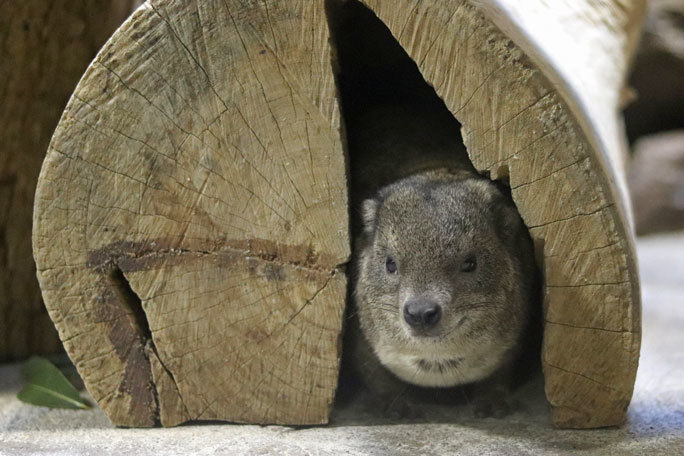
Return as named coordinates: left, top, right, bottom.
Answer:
left=359, top=0, right=643, bottom=428
left=33, top=0, right=642, bottom=429
left=33, top=0, right=349, bottom=427
left=0, top=0, right=137, bottom=361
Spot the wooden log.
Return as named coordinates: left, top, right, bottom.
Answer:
left=32, top=0, right=642, bottom=428
left=33, top=0, right=349, bottom=427
left=0, top=0, right=138, bottom=361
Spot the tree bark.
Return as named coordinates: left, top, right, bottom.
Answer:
left=0, top=0, right=138, bottom=361
left=33, top=0, right=643, bottom=428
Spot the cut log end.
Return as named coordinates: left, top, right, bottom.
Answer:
left=35, top=0, right=349, bottom=427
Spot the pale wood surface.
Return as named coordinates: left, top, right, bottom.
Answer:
left=33, top=0, right=349, bottom=426
left=33, top=0, right=642, bottom=428
left=0, top=0, right=137, bottom=361
left=362, top=0, right=643, bottom=428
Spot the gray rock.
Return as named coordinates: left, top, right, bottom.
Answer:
left=630, top=130, right=684, bottom=234
left=625, top=0, right=684, bottom=141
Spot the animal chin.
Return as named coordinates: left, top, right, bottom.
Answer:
left=416, top=358, right=463, bottom=374
left=375, top=344, right=472, bottom=387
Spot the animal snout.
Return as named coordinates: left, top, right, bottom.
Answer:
left=403, top=300, right=442, bottom=328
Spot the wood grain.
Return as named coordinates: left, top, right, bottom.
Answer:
left=33, top=0, right=349, bottom=426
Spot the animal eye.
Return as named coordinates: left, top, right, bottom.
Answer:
left=385, top=256, right=398, bottom=274
left=461, top=256, right=477, bottom=272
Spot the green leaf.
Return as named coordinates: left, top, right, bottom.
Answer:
left=17, top=356, right=90, bottom=410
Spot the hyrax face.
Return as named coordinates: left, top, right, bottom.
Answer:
left=355, top=170, right=533, bottom=388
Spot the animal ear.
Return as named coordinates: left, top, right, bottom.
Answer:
left=361, top=198, right=379, bottom=234
left=487, top=185, right=524, bottom=241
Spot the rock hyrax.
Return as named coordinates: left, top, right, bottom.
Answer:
left=345, top=107, right=539, bottom=416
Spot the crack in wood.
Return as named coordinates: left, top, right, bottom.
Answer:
left=546, top=280, right=629, bottom=288
left=101, top=263, right=158, bottom=426
left=545, top=319, right=632, bottom=334
left=148, top=1, right=229, bottom=110
left=108, top=266, right=152, bottom=340
left=87, top=238, right=345, bottom=275
left=543, top=360, right=627, bottom=395
left=145, top=338, right=190, bottom=423
left=511, top=157, right=588, bottom=191
left=84, top=234, right=346, bottom=425
left=528, top=203, right=614, bottom=230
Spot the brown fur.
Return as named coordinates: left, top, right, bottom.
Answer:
left=343, top=108, right=539, bottom=416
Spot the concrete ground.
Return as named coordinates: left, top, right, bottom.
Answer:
left=1, top=232, right=683, bottom=455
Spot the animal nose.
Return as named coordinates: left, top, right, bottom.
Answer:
left=403, top=300, right=442, bottom=328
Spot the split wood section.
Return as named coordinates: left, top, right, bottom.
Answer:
left=33, top=0, right=349, bottom=426
left=33, top=0, right=642, bottom=428
left=0, top=0, right=138, bottom=361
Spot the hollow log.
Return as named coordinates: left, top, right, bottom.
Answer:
left=33, top=0, right=643, bottom=428
left=0, top=0, right=139, bottom=361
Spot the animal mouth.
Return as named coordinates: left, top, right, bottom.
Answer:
left=416, top=358, right=464, bottom=373
left=407, top=315, right=468, bottom=339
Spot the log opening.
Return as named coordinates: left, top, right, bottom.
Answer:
left=326, top=0, right=475, bottom=195
left=325, top=0, right=543, bottom=406
left=326, top=0, right=465, bottom=133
